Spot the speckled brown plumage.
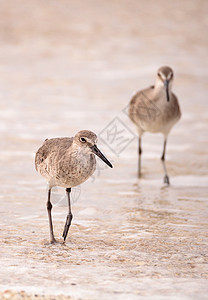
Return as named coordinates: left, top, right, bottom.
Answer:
left=35, top=135, right=96, bottom=188
left=128, top=66, right=181, bottom=184
left=35, top=130, right=113, bottom=243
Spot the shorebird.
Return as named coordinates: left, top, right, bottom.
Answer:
left=35, top=130, right=113, bottom=243
left=129, top=66, right=181, bottom=184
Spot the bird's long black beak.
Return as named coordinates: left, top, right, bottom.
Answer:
left=164, top=79, right=170, bottom=102
left=91, top=145, right=113, bottom=168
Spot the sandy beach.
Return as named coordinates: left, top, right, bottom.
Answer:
left=0, top=0, right=208, bottom=299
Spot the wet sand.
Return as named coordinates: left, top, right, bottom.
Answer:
left=0, top=0, right=208, bottom=299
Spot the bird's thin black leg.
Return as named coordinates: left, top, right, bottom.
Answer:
left=138, top=136, right=142, bottom=178
left=161, top=138, right=170, bottom=185
left=63, top=188, right=73, bottom=241
left=47, top=188, right=56, bottom=243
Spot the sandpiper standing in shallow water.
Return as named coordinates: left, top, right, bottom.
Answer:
left=35, top=130, right=113, bottom=243
left=129, top=66, right=181, bottom=184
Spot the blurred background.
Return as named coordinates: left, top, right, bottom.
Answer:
left=0, top=0, right=208, bottom=299
left=0, top=0, right=207, bottom=179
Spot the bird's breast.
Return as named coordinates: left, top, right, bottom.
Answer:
left=130, top=90, right=179, bottom=134
left=55, top=151, right=96, bottom=188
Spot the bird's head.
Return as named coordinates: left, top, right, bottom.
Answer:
left=74, top=130, right=113, bottom=168
left=156, top=66, right=174, bottom=102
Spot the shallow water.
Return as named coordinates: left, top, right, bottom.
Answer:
left=0, top=0, right=208, bottom=299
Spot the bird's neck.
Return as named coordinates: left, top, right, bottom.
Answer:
left=153, top=80, right=172, bottom=100
left=70, top=143, right=91, bottom=159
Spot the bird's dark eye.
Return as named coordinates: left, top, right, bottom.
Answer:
left=157, top=72, right=161, bottom=78
left=80, top=137, right=86, bottom=143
